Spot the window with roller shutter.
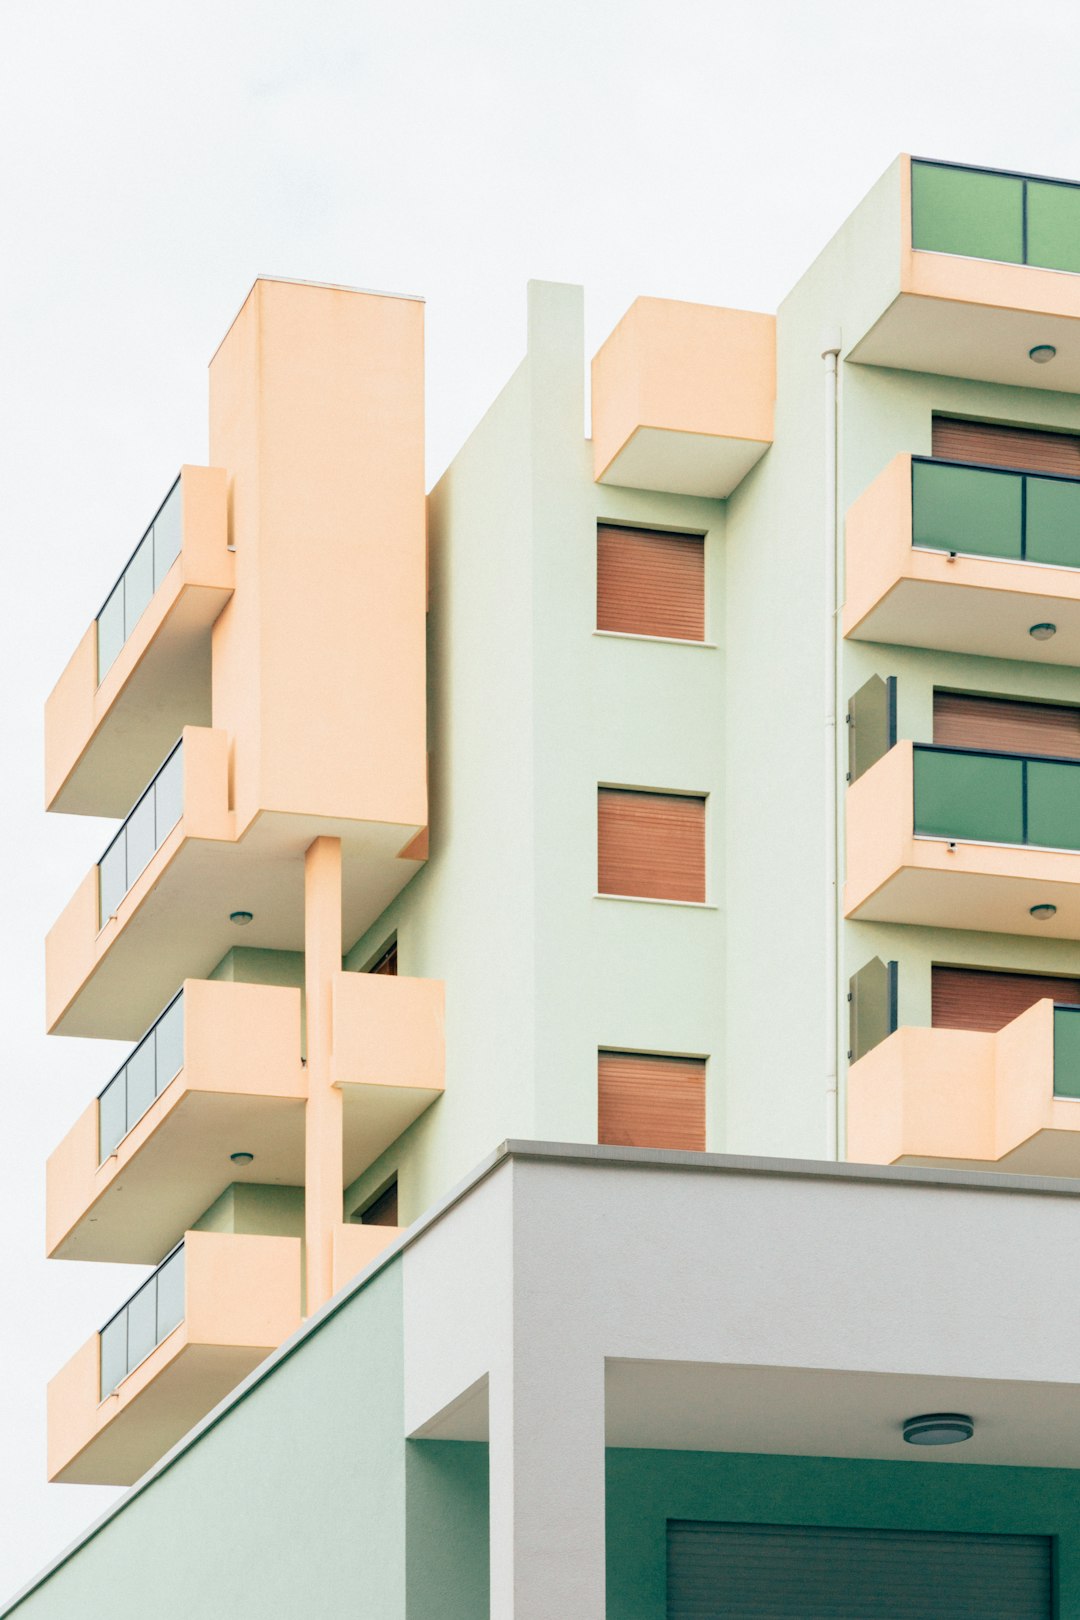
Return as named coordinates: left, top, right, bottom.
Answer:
left=596, top=524, right=705, bottom=641
left=934, top=690, right=1080, bottom=758
left=932, top=415, right=1080, bottom=476
left=932, top=965, right=1080, bottom=1032
left=598, top=1051, right=705, bottom=1151
left=597, top=788, right=706, bottom=902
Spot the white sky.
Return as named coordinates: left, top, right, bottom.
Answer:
left=3, top=0, right=1080, bottom=1599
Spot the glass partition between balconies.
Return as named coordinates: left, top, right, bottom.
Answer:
left=914, top=745, right=1080, bottom=850
left=1054, top=1006, right=1080, bottom=1098
left=96, top=477, right=182, bottom=684
left=98, top=991, right=185, bottom=1160
left=912, top=159, right=1080, bottom=273
left=912, top=459, right=1080, bottom=568
left=99, top=1243, right=185, bottom=1398
left=98, top=740, right=183, bottom=925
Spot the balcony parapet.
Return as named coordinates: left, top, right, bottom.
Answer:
left=45, top=727, right=234, bottom=1038
left=45, top=466, right=232, bottom=818
left=845, top=453, right=1080, bottom=663
left=848, top=999, right=1080, bottom=1173
left=849, top=156, right=1080, bottom=392
left=845, top=740, right=1080, bottom=938
left=47, top=1230, right=301, bottom=1485
left=47, top=979, right=305, bottom=1264
left=332, top=970, right=445, bottom=1185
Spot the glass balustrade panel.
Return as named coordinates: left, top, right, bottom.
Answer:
left=94, top=478, right=182, bottom=685
left=1026, top=759, right=1080, bottom=851
left=1028, top=181, right=1080, bottom=275
left=97, top=583, right=125, bottom=684
left=155, top=1249, right=185, bottom=1342
left=912, top=162, right=1023, bottom=262
left=1025, top=476, right=1080, bottom=568
left=98, top=1075, right=128, bottom=1160
left=153, top=745, right=184, bottom=843
left=123, top=533, right=155, bottom=640
left=125, top=1280, right=158, bottom=1371
left=98, top=835, right=127, bottom=924
left=912, top=461, right=1022, bottom=559
left=151, top=482, right=183, bottom=585
left=124, top=789, right=157, bottom=886
left=913, top=749, right=1024, bottom=844
left=154, top=994, right=185, bottom=1095
left=99, top=1315, right=128, bottom=1398
left=1054, top=1007, right=1080, bottom=1098
left=124, top=1038, right=157, bottom=1133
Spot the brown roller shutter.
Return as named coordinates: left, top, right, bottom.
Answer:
left=596, top=524, right=705, bottom=641
left=598, top=788, right=706, bottom=902
left=934, top=691, right=1080, bottom=759
left=598, top=1051, right=705, bottom=1150
left=932, top=966, right=1080, bottom=1032
left=933, top=416, right=1080, bottom=476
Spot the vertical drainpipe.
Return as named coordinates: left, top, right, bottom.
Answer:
left=821, top=326, right=843, bottom=1160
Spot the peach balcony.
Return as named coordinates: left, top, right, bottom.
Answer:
left=849, top=156, right=1080, bottom=392
left=47, top=980, right=306, bottom=1265
left=848, top=999, right=1080, bottom=1174
left=844, top=454, right=1080, bottom=665
left=47, top=1230, right=301, bottom=1485
left=45, top=466, right=233, bottom=817
left=845, top=740, right=1080, bottom=939
left=591, top=298, right=774, bottom=497
left=333, top=969, right=445, bottom=1185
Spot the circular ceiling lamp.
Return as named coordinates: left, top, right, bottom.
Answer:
left=902, top=1413, right=973, bottom=1447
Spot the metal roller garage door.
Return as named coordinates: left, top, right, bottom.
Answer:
left=667, top=1520, right=1052, bottom=1618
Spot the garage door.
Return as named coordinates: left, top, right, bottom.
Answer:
left=667, top=1520, right=1052, bottom=1618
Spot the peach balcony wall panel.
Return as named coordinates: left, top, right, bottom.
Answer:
left=843, top=453, right=1080, bottom=665
left=47, top=1232, right=301, bottom=1487
left=46, top=980, right=306, bottom=1264
left=848, top=1000, right=1080, bottom=1174
left=208, top=279, right=428, bottom=843
left=332, top=970, right=445, bottom=1186
left=45, top=465, right=233, bottom=819
left=591, top=297, right=775, bottom=497
left=848, top=155, right=1080, bottom=392
left=331, top=1221, right=403, bottom=1295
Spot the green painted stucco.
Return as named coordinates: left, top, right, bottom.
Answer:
left=7, top=1264, right=409, bottom=1619
left=405, top=1442, right=489, bottom=1619
left=607, top=1448, right=1080, bottom=1618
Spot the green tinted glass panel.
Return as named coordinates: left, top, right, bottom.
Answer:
left=98, top=836, right=127, bottom=923
left=125, top=789, right=157, bottom=885
left=1027, top=180, right=1080, bottom=274
left=1026, top=759, right=1080, bottom=851
left=914, top=749, right=1023, bottom=844
left=1025, top=475, right=1080, bottom=568
left=156, top=1249, right=185, bottom=1341
left=912, top=163, right=1023, bottom=263
left=1054, top=1007, right=1080, bottom=1098
left=912, top=461, right=1022, bottom=559
left=123, top=533, right=154, bottom=639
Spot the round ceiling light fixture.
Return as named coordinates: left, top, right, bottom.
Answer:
left=902, top=1412, right=974, bottom=1447
left=229, top=910, right=254, bottom=927
left=1029, top=622, right=1057, bottom=641
left=1030, top=903, right=1058, bottom=922
left=230, top=1151, right=255, bottom=1166
left=1029, top=344, right=1057, bottom=364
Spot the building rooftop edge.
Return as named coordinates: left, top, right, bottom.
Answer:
left=207, top=275, right=425, bottom=366
left=7, top=1141, right=1080, bottom=1615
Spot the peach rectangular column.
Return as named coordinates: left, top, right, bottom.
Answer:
left=304, top=836, right=343, bottom=1315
